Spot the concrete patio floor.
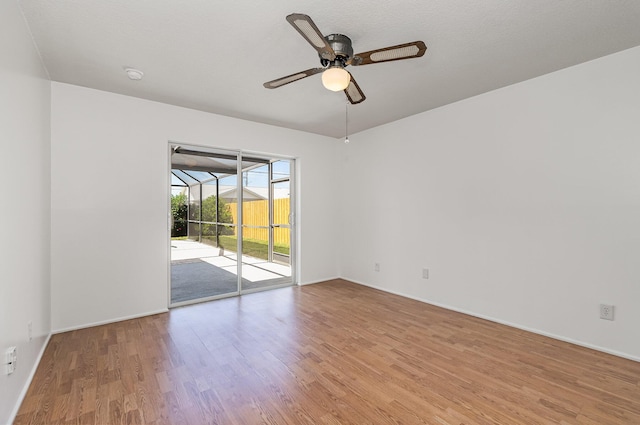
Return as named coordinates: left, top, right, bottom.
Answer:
left=170, top=239, right=292, bottom=304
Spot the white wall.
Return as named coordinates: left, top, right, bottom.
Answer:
left=51, top=83, right=340, bottom=332
left=340, top=46, right=640, bottom=360
left=0, top=1, right=51, bottom=423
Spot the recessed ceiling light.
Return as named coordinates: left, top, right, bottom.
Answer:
left=124, top=67, right=144, bottom=81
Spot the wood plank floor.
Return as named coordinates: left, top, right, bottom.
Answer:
left=15, top=279, right=640, bottom=424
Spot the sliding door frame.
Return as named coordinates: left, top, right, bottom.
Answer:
left=167, top=142, right=297, bottom=307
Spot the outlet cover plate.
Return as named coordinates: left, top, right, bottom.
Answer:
left=600, top=304, right=615, bottom=321
left=5, top=346, right=16, bottom=375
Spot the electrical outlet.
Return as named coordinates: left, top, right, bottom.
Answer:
left=28, top=321, right=33, bottom=341
left=422, top=268, right=429, bottom=279
left=600, top=304, right=615, bottom=321
left=5, top=346, right=17, bottom=375
left=374, top=262, right=380, bottom=272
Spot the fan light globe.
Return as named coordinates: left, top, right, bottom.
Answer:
left=322, top=67, right=350, bottom=91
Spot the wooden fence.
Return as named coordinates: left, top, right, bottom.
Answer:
left=227, top=198, right=290, bottom=246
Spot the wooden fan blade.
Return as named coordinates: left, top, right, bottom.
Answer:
left=344, top=75, right=366, bottom=104
left=263, top=68, right=324, bottom=89
left=351, top=41, right=427, bottom=66
left=286, top=13, right=336, bottom=61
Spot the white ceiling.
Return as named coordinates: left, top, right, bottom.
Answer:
left=18, top=0, right=640, bottom=138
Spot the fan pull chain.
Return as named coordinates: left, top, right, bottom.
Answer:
left=345, top=102, right=350, bottom=144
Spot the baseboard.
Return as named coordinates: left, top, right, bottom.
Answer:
left=7, top=332, right=52, bottom=425
left=298, top=276, right=340, bottom=286
left=344, top=278, right=640, bottom=363
left=52, top=308, right=169, bottom=335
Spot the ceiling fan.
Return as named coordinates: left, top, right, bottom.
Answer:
left=264, top=13, right=427, bottom=104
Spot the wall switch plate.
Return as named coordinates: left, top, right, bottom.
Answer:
left=5, top=346, right=17, bottom=375
left=422, top=268, right=429, bottom=279
left=600, top=304, right=615, bottom=321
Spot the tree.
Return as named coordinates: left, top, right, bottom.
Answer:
left=171, top=193, right=188, bottom=237
left=171, top=192, right=235, bottom=239
left=202, top=195, right=235, bottom=236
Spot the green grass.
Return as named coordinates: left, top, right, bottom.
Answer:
left=219, top=235, right=289, bottom=260
left=173, top=235, right=289, bottom=261
left=194, top=235, right=288, bottom=261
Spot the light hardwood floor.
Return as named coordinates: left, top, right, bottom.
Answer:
left=15, top=280, right=640, bottom=424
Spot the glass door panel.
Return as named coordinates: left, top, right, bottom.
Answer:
left=240, top=163, right=271, bottom=290
left=240, top=161, right=292, bottom=292
left=271, top=180, right=291, bottom=265
left=170, top=147, right=240, bottom=305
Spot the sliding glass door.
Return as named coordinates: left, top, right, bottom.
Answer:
left=169, top=145, right=294, bottom=306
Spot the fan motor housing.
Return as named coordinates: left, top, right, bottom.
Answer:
left=323, top=34, right=353, bottom=64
